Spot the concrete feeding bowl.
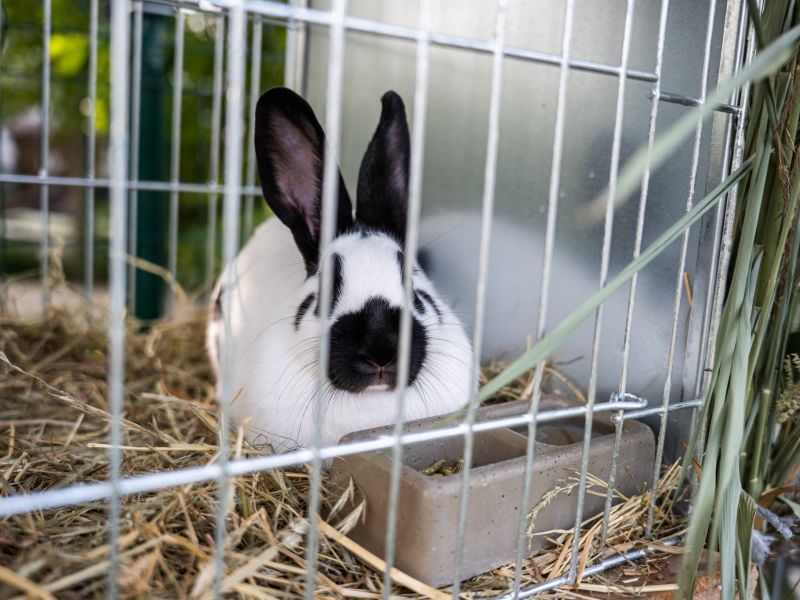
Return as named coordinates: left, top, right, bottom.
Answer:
left=331, top=397, right=655, bottom=587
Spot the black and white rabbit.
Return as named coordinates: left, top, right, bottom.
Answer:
left=207, top=88, right=473, bottom=452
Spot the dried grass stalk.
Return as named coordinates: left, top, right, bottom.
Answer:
left=0, top=299, right=685, bottom=598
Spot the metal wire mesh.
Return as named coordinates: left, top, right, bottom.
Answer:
left=0, top=0, right=756, bottom=597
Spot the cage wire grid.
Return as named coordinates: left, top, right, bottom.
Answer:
left=0, top=0, right=757, bottom=597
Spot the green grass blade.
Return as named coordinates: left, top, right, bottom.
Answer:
left=737, top=490, right=758, bottom=596
left=720, top=465, right=742, bottom=599
left=779, top=495, right=800, bottom=519
left=680, top=104, right=773, bottom=600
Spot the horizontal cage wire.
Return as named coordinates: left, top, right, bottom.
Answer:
left=0, top=0, right=773, bottom=598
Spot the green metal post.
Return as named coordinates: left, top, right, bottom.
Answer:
left=133, top=9, right=167, bottom=320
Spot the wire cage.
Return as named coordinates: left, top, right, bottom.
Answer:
left=0, top=0, right=766, bottom=597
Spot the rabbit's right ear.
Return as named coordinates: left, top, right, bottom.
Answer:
left=255, top=87, right=353, bottom=275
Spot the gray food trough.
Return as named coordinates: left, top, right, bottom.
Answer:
left=331, top=397, right=655, bottom=587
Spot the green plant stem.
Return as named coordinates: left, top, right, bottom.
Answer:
left=746, top=51, right=800, bottom=498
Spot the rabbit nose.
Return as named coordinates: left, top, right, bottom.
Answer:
left=362, top=355, right=397, bottom=373
left=374, top=356, right=397, bottom=373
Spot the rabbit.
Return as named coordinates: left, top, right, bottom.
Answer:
left=207, top=87, right=474, bottom=453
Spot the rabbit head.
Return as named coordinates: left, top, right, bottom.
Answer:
left=211, top=87, right=473, bottom=451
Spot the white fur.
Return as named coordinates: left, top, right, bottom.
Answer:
left=208, top=217, right=473, bottom=452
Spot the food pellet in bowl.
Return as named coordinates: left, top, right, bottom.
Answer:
left=418, top=458, right=465, bottom=476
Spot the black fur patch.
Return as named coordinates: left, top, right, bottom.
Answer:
left=413, top=291, right=425, bottom=314
left=316, top=253, right=345, bottom=317
left=294, top=293, right=316, bottom=330
left=328, top=296, right=427, bottom=393
left=355, top=92, right=410, bottom=242
left=254, top=87, right=354, bottom=276
left=331, top=253, right=344, bottom=315
left=396, top=250, right=405, bottom=282
left=417, top=289, right=442, bottom=324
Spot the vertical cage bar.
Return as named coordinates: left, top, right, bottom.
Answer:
left=83, top=0, right=99, bottom=300
left=692, top=0, right=755, bottom=471
left=688, top=0, right=747, bottom=405
left=646, top=0, right=718, bottom=535
left=128, top=3, right=144, bottom=312
left=381, top=2, right=431, bottom=597
left=600, top=0, right=670, bottom=546
left=569, top=0, right=635, bottom=581
left=451, top=0, right=508, bottom=594
left=616, top=0, right=670, bottom=411
left=206, top=14, right=225, bottom=287
left=303, top=1, right=347, bottom=597
left=243, top=17, right=263, bottom=239
left=39, top=0, right=52, bottom=310
left=107, top=0, right=131, bottom=596
left=284, top=12, right=298, bottom=90
left=168, top=10, right=185, bottom=292
left=284, top=0, right=308, bottom=92
left=511, top=1, right=576, bottom=595
left=215, top=0, right=246, bottom=595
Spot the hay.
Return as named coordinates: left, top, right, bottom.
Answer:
left=0, top=291, right=685, bottom=599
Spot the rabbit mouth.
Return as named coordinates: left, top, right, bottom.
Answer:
left=328, top=366, right=400, bottom=393
left=364, top=383, right=392, bottom=393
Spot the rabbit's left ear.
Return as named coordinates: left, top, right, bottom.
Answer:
left=254, top=87, right=353, bottom=275
left=356, top=91, right=410, bottom=242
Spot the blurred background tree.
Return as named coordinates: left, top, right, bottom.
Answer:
left=0, top=0, right=284, bottom=316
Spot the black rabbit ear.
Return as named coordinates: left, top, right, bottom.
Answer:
left=356, top=91, right=410, bottom=242
left=254, top=87, right=353, bottom=275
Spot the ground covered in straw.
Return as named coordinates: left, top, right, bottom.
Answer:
left=0, top=290, right=686, bottom=599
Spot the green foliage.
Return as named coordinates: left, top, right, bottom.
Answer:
left=0, top=1, right=284, bottom=295
left=1, top=0, right=103, bottom=141
left=678, top=3, right=800, bottom=597
left=50, top=33, right=89, bottom=78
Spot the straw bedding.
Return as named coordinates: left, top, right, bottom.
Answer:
left=0, top=289, right=686, bottom=599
